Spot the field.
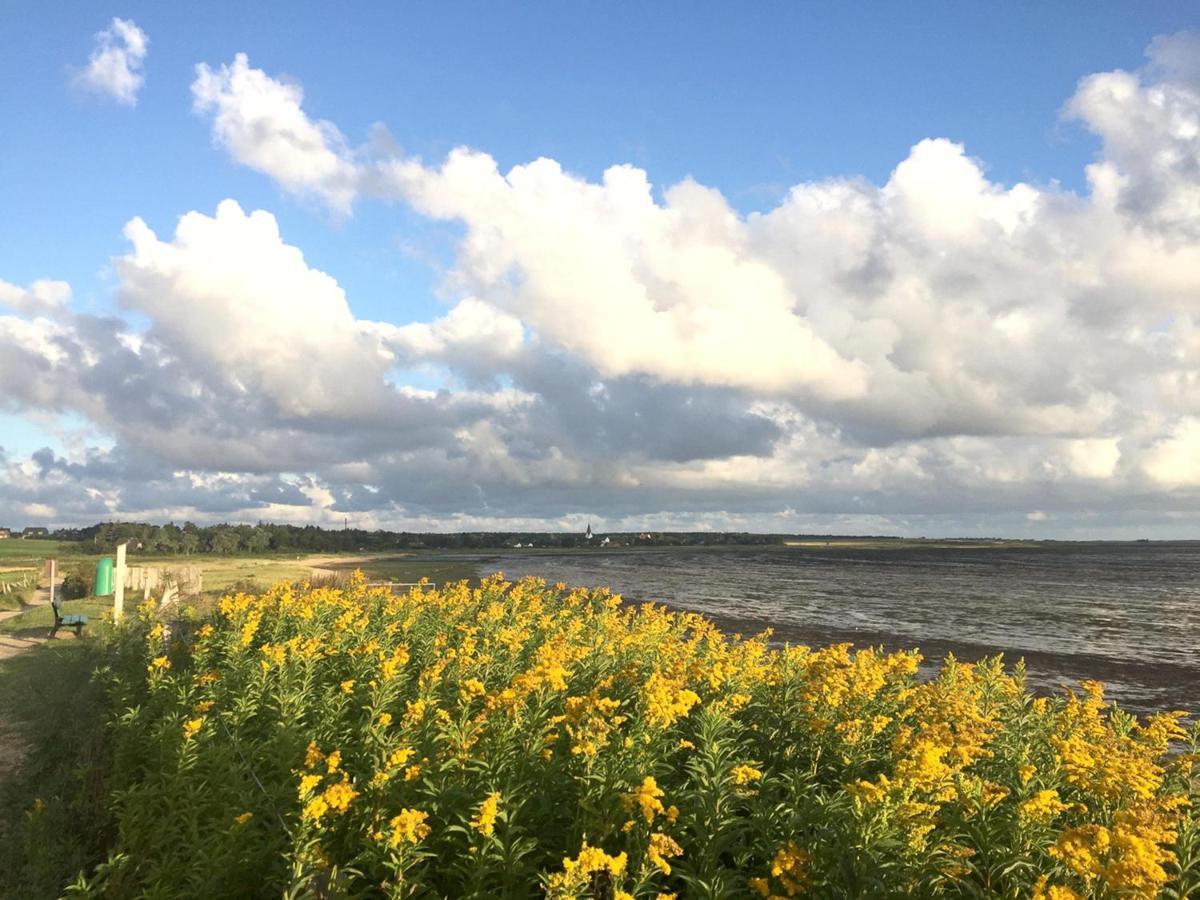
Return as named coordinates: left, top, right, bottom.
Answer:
left=0, top=538, right=72, bottom=563
left=0, top=550, right=479, bottom=641
left=0, top=574, right=1194, bottom=898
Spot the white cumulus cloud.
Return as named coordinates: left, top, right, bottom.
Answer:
left=115, top=200, right=398, bottom=418
left=73, top=18, right=148, bottom=106
left=192, top=54, right=360, bottom=215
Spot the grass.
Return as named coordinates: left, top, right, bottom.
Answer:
left=0, top=598, right=115, bottom=635
left=0, top=637, right=112, bottom=898
left=144, top=555, right=320, bottom=596
left=0, top=539, right=74, bottom=564
left=0, top=570, right=39, bottom=611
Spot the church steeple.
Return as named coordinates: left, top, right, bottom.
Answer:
left=585, top=522, right=593, bottom=540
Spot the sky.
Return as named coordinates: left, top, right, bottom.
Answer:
left=2, top=3, right=1199, bottom=538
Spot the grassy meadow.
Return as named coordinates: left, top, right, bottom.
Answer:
left=0, top=573, right=1193, bottom=898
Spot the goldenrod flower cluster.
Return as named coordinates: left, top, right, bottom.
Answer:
left=90, top=574, right=1198, bottom=898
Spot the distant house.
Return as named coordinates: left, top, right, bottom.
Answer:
left=21, top=527, right=49, bottom=539
left=0, top=528, right=11, bottom=539
left=600, top=536, right=610, bottom=547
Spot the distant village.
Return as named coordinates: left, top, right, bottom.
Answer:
left=508, top=523, right=657, bottom=549
left=0, top=526, right=49, bottom=540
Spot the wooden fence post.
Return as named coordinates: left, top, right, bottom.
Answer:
left=113, top=542, right=127, bottom=623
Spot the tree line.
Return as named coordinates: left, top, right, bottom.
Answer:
left=47, top=522, right=817, bottom=556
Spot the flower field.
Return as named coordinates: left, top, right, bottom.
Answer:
left=77, top=573, right=1197, bottom=898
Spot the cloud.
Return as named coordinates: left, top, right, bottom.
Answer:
left=0, top=279, right=72, bottom=316
left=72, top=18, right=148, bottom=106
left=116, top=199, right=398, bottom=418
left=1142, top=418, right=1200, bottom=487
left=4, top=37, right=1200, bottom=535
left=192, top=54, right=360, bottom=215
left=1066, top=32, right=1200, bottom=239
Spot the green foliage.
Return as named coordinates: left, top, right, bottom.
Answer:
left=8, top=577, right=1198, bottom=899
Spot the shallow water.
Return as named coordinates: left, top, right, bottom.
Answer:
left=470, top=542, right=1199, bottom=717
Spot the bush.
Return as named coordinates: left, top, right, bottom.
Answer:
left=60, top=568, right=91, bottom=600
left=70, top=576, right=1200, bottom=898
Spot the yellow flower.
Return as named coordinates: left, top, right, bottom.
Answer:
left=326, top=750, right=341, bottom=773
left=731, top=764, right=763, bottom=786
left=1051, top=825, right=1110, bottom=882
left=1019, top=789, right=1069, bottom=823
left=182, top=717, right=203, bottom=740
left=573, top=843, right=627, bottom=875
left=642, top=672, right=700, bottom=729
left=404, top=699, right=428, bottom=724
left=625, top=776, right=666, bottom=823
left=766, top=842, right=810, bottom=897
left=647, top=832, right=683, bottom=875
left=148, top=655, right=170, bottom=673
left=470, top=791, right=501, bottom=836
left=302, top=796, right=329, bottom=821
left=304, top=740, right=325, bottom=769
left=339, top=679, right=355, bottom=694
left=377, top=712, right=393, bottom=728
left=234, top=811, right=253, bottom=826
left=1032, top=876, right=1084, bottom=900
left=460, top=678, right=486, bottom=701
left=385, top=747, right=415, bottom=770
left=321, top=779, right=358, bottom=815
left=847, top=775, right=891, bottom=806
left=387, top=808, right=431, bottom=846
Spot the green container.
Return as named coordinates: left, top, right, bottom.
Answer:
left=95, top=557, right=114, bottom=597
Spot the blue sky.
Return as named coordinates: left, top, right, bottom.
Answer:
left=5, top=3, right=1193, bottom=309
left=2, top=4, right=1199, bottom=535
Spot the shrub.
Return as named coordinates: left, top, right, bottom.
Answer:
left=60, top=568, right=92, bottom=600
left=71, top=575, right=1200, bottom=898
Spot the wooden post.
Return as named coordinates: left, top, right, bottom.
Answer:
left=48, top=558, right=56, bottom=608
left=113, top=542, right=127, bottom=623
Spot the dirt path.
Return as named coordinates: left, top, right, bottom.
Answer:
left=0, top=584, right=77, bottom=661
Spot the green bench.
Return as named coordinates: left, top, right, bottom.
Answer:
left=50, top=594, right=88, bottom=638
